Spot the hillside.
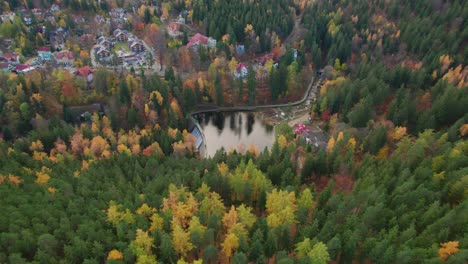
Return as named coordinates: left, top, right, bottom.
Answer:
left=0, top=0, right=466, bottom=263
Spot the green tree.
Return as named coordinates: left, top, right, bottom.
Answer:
left=247, top=64, right=256, bottom=105
left=215, top=73, right=223, bottom=106
left=119, top=78, right=130, bottom=105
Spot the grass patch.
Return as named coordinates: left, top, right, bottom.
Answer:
left=113, top=42, right=129, bottom=52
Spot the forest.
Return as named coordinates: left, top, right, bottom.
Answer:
left=0, top=0, right=467, bottom=263
left=192, top=0, right=295, bottom=51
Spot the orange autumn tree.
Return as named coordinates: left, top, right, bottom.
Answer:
left=438, top=241, right=459, bottom=261
left=107, top=249, right=124, bottom=261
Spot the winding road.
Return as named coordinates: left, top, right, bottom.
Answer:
left=190, top=73, right=322, bottom=116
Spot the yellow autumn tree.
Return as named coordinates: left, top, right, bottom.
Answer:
left=188, top=216, right=206, bottom=235
left=222, top=232, right=239, bottom=259
left=148, top=214, right=164, bottom=233
left=278, top=135, right=288, bottom=149
left=30, top=140, right=44, bottom=152
left=393, top=126, right=407, bottom=140
left=107, top=249, right=124, bottom=260
left=172, top=221, right=193, bottom=257
left=222, top=205, right=238, bottom=230
left=336, top=131, right=344, bottom=142
left=438, top=241, right=459, bottom=261
left=244, top=24, right=253, bottom=34
left=376, top=145, right=389, bottom=160
left=460, top=124, right=468, bottom=137
left=133, top=229, right=153, bottom=254
left=89, top=135, right=109, bottom=158
left=327, top=137, right=336, bottom=153
left=266, top=189, right=297, bottom=228
left=218, top=162, right=229, bottom=177
left=248, top=144, right=259, bottom=157
left=8, top=174, right=23, bottom=187
left=236, top=204, right=256, bottom=229
left=106, top=201, right=124, bottom=226
left=136, top=203, right=156, bottom=217
left=130, top=229, right=157, bottom=263
left=35, top=166, right=51, bottom=185
left=229, top=57, right=238, bottom=76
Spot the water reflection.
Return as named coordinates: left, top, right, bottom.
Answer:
left=194, top=112, right=275, bottom=157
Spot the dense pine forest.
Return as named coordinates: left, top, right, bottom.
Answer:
left=0, top=0, right=467, bottom=263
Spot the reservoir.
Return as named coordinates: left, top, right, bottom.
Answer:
left=193, top=112, right=276, bottom=157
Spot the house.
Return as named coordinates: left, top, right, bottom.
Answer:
left=207, top=37, right=216, bottom=48
left=36, top=25, right=46, bottom=34
left=50, top=27, right=68, bottom=50
left=74, top=66, right=94, bottom=82
left=55, top=50, right=74, bottom=66
left=13, top=64, right=35, bottom=74
left=234, top=63, right=248, bottom=79
left=44, top=11, right=55, bottom=23
left=1, top=39, right=13, bottom=50
left=235, top=45, right=245, bottom=55
left=31, top=8, right=43, bottom=18
left=167, top=22, right=181, bottom=37
left=0, top=62, right=11, bottom=72
left=128, top=37, right=145, bottom=53
left=23, top=15, right=32, bottom=25
left=73, top=15, right=85, bottom=23
left=177, top=15, right=185, bottom=24
left=187, top=33, right=207, bottom=48
left=97, top=36, right=113, bottom=50
left=116, top=50, right=136, bottom=64
left=94, top=45, right=111, bottom=58
left=1, top=53, right=20, bottom=63
left=95, top=15, right=106, bottom=24
left=37, top=46, right=52, bottom=61
left=0, top=12, right=15, bottom=23
left=110, top=8, right=127, bottom=20
left=114, top=29, right=128, bottom=42
left=187, top=33, right=217, bottom=49
left=50, top=4, right=60, bottom=13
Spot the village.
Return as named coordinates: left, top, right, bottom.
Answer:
left=0, top=3, right=297, bottom=86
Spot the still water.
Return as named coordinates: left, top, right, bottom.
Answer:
left=193, top=112, right=276, bottom=157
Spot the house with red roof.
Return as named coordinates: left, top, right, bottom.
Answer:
left=55, top=50, right=74, bottom=66
left=74, top=66, right=94, bottom=82
left=167, top=22, right=181, bottom=37
left=234, top=63, right=248, bottom=79
left=187, top=33, right=217, bottom=49
left=0, top=62, right=11, bottom=72
left=37, top=46, right=52, bottom=60
left=1, top=53, right=20, bottom=63
left=13, top=64, right=35, bottom=74
left=31, top=8, right=43, bottom=18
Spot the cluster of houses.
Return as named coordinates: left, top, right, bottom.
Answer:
left=35, top=46, right=75, bottom=67
left=0, top=47, right=76, bottom=74
left=93, top=29, right=148, bottom=67
left=0, top=4, right=60, bottom=25
left=233, top=49, right=298, bottom=80
left=0, top=52, right=39, bottom=74
left=0, top=5, right=72, bottom=51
